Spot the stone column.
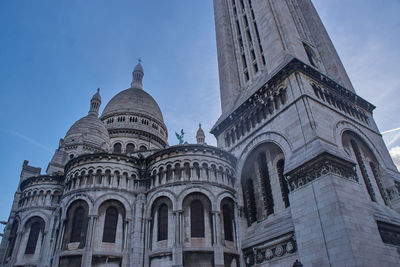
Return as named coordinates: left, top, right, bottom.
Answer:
left=9, top=230, right=23, bottom=265
left=143, top=218, right=152, bottom=267
left=212, top=211, right=224, bottom=267
left=131, top=195, right=145, bottom=267
left=172, top=211, right=183, bottom=267
left=82, top=215, right=96, bottom=267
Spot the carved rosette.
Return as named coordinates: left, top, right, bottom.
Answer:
left=243, top=234, right=297, bottom=266
left=286, top=153, right=358, bottom=191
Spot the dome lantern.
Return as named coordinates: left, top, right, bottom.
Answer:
left=131, top=60, right=144, bottom=90
left=88, top=88, right=101, bottom=116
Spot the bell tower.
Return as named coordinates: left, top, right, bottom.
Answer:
left=212, top=0, right=400, bottom=266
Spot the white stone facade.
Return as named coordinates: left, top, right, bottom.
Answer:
left=2, top=1, right=400, bottom=267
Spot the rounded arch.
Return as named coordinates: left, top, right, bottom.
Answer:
left=237, top=131, right=292, bottom=177
left=61, top=193, right=94, bottom=219
left=20, top=211, right=50, bottom=233
left=216, top=191, right=236, bottom=210
left=239, top=141, right=286, bottom=225
left=335, top=120, right=386, bottom=167
left=146, top=190, right=177, bottom=217
left=176, top=186, right=216, bottom=210
left=92, top=193, right=132, bottom=219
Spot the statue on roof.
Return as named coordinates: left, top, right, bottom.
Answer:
left=175, top=129, right=185, bottom=144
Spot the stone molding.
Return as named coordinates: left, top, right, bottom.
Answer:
left=286, top=153, right=358, bottom=191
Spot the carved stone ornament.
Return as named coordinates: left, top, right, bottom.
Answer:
left=243, top=234, right=297, bottom=266
left=286, top=153, right=358, bottom=191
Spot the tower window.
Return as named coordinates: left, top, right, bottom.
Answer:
left=190, top=200, right=205, bottom=237
left=139, top=145, right=147, bottom=151
left=71, top=207, right=85, bottom=242
left=25, top=222, right=41, bottom=254
left=223, top=204, right=234, bottom=241
left=102, top=207, right=118, bottom=243
left=113, top=143, right=122, bottom=153
left=126, top=143, right=135, bottom=153
left=6, top=220, right=19, bottom=258
left=157, top=204, right=168, bottom=241
left=253, top=63, right=258, bottom=73
left=303, top=42, right=318, bottom=68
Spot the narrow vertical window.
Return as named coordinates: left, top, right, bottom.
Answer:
left=351, top=140, right=376, bottom=201
left=6, top=220, right=19, bottom=259
left=277, top=159, right=290, bottom=207
left=157, top=204, right=168, bottom=241
left=113, top=143, right=122, bottom=153
left=223, top=204, right=234, bottom=241
left=126, top=143, right=135, bottom=153
left=369, top=162, right=389, bottom=205
left=25, top=222, right=41, bottom=254
left=71, top=207, right=85, bottom=242
left=257, top=152, right=274, bottom=215
left=191, top=200, right=205, bottom=237
left=103, top=207, right=118, bottom=243
left=243, top=179, right=257, bottom=225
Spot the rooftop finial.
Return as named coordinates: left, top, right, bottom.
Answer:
left=196, top=123, right=205, bottom=144
left=89, top=88, right=101, bottom=116
left=131, top=60, right=144, bottom=89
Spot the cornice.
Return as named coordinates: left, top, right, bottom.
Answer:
left=211, top=57, right=375, bottom=136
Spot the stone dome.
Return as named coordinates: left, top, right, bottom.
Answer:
left=64, top=114, right=111, bottom=150
left=101, top=88, right=164, bottom=123
left=64, top=90, right=111, bottom=151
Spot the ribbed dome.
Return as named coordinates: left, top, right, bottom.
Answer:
left=101, top=88, right=164, bottom=123
left=64, top=114, right=111, bottom=150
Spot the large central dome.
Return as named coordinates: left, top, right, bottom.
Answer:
left=101, top=88, right=164, bottom=123
left=99, top=62, right=168, bottom=151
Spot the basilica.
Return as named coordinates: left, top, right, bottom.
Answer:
left=1, top=0, right=400, bottom=266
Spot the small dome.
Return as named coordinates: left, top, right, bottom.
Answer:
left=64, top=114, right=110, bottom=150
left=101, top=88, right=164, bottom=123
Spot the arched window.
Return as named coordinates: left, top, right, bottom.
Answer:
left=190, top=200, right=204, bottom=237
left=126, top=143, right=135, bottom=153
left=157, top=204, right=168, bottom=241
left=350, top=140, right=376, bottom=202
left=139, top=145, right=147, bottom=151
left=25, top=222, right=41, bottom=254
left=102, top=207, right=118, bottom=243
left=223, top=204, right=234, bottom=241
left=5, top=220, right=19, bottom=259
left=71, top=207, right=85, bottom=242
left=113, top=143, right=122, bottom=153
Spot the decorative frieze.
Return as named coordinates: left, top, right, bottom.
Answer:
left=286, top=153, right=358, bottom=191
left=243, top=233, right=297, bottom=266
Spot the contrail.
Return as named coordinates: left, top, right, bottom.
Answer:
left=8, top=130, right=52, bottom=153
left=382, top=127, right=400, bottom=134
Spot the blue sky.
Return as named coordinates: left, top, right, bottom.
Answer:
left=0, top=0, right=399, bottom=232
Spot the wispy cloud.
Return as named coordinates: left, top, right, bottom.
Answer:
left=8, top=130, right=52, bottom=153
